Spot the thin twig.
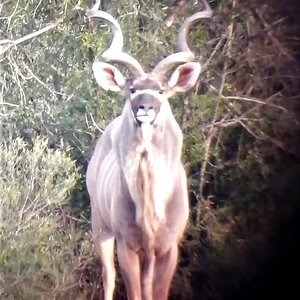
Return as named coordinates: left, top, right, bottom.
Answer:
left=254, top=8, right=294, bottom=61
left=201, top=36, right=226, bottom=72
left=22, top=62, right=58, bottom=99
left=0, top=101, right=18, bottom=107
left=224, top=95, right=287, bottom=111
left=238, top=119, right=297, bottom=157
left=89, top=113, right=104, bottom=133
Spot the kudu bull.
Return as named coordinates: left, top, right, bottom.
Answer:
left=86, top=1, right=212, bottom=299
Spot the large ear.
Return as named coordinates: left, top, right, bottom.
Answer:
left=92, top=62, right=126, bottom=92
left=168, top=62, right=201, bottom=93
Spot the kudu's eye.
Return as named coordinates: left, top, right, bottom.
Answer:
left=130, top=87, right=136, bottom=94
left=158, top=89, right=164, bottom=94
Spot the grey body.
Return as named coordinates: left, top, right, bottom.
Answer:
left=87, top=88, right=189, bottom=300
left=86, top=1, right=212, bottom=299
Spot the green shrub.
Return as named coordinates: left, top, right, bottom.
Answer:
left=0, top=137, right=93, bottom=299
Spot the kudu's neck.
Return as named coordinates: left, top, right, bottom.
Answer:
left=117, top=100, right=183, bottom=162
left=114, top=100, right=183, bottom=240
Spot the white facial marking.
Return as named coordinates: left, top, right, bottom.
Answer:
left=136, top=109, right=156, bottom=124
left=131, top=89, right=164, bottom=102
left=132, top=79, right=164, bottom=89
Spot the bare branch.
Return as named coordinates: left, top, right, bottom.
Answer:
left=0, top=16, right=63, bottom=56
left=198, top=9, right=235, bottom=205
left=22, top=62, right=58, bottom=99
left=254, top=8, right=295, bottom=61
left=224, top=96, right=287, bottom=112
left=89, top=113, right=104, bottom=133
left=201, top=36, right=226, bottom=73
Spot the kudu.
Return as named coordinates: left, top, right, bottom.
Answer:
left=86, top=1, right=212, bottom=299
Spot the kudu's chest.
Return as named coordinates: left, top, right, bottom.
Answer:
left=95, top=116, right=181, bottom=243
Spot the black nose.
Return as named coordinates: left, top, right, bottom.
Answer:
left=139, top=104, right=153, bottom=112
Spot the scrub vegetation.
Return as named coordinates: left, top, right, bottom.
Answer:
left=0, top=0, right=299, bottom=299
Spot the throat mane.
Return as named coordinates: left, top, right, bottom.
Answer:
left=124, top=138, right=168, bottom=239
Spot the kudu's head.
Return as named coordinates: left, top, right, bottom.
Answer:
left=88, top=0, right=212, bottom=128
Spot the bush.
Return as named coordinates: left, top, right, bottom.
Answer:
left=0, top=137, right=93, bottom=299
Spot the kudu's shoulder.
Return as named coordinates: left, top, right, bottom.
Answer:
left=87, top=116, right=122, bottom=174
left=93, top=116, right=122, bottom=150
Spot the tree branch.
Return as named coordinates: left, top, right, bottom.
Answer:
left=198, top=4, right=235, bottom=204
left=0, top=16, right=63, bottom=56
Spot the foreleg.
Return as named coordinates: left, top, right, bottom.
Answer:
left=153, top=245, right=178, bottom=300
left=141, top=249, right=155, bottom=300
left=117, top=240, right=142, bottom=300
left=98, top=237, right=116, bottom=300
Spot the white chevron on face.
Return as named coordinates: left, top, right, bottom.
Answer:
left=135, top=108, right=156, bottom=124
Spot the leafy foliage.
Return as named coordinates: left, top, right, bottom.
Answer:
left=0, top=137, right=95, bottom=299
left=0, top=0, right=299, bottom=299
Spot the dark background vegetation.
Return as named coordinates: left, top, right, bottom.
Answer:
left=0, top=0, right=299, bottom=299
